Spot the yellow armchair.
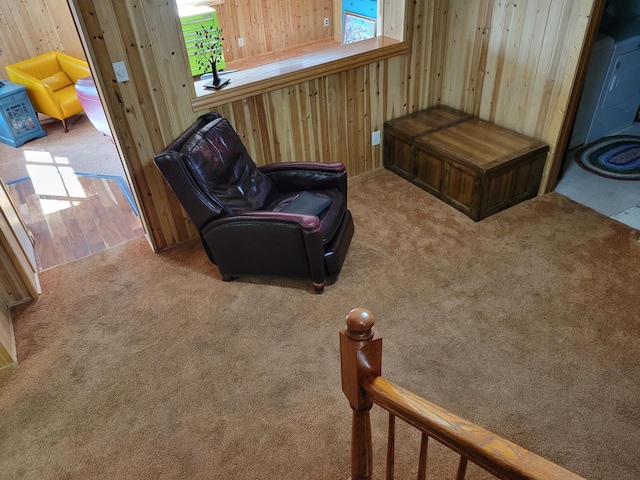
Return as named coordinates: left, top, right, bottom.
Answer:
left=6, top=52, right=90, bottom=132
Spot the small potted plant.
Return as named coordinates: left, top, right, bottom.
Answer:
left=194, top=24, right=229, bottom=89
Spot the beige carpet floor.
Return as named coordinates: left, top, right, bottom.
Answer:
left=1, top=169, right=639, bottom=479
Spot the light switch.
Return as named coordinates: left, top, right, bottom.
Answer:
left=113, top=61, right=129, bottom=82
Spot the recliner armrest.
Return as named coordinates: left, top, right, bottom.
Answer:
left=259, top=162, right=347, bottom=197
left=205, top=211, right=321, bottom=231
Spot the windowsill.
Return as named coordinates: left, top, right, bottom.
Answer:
left=191, top=36, right=407, bottom=110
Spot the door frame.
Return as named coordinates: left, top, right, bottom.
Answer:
left=65, top=1, right=153, bottom=251
left=544, top=0, right=608, bottom=193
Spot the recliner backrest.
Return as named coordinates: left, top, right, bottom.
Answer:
left=154, top=114, right=278, bottom=232
left=179, top=117, right=277, bottom=213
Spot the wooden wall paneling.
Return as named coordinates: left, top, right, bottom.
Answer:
left=537, top=1, right=594, bottom=191
left=318, top=0, right=334, bottom=40
left=259, top=1, right=277, bottom=54
left=285, top=83, right=302, bottom=163
left=297, top=81, right=314, bottom=163
left=486, top=1, right=551, bottom=132
left=127, top=0, right=197, bottom=139
left=287, top=0, right=300, bottom=52
left=297, top=80, right=316, bottom=163
left=46, top=0, right=86, bottom=61
left=211, top=65, right=386, bottom=176
left=481, top=1, right=515, bottom=122
left=345, top=69, right=356, bottom=175
left=383, top=0, right=406, bottom=41
left=0, top=6, right=26, bottom=69
left=404, top=0, right=424, bottom=112
left=11, top=0, right=57, bottom=56
left=214, top=2, right=235, bottom=60
left=368, top=62, right=384, bottom=171
left=286, top=85, right=303, bottom=162
left=216, top=0, right=333, bottom=63
left=361, top=64, right=373, bottom=174
left=0, top=304, right=16, bottom=369
left=326, top=71, right=348, bottom=171
left=383, top=54, right=409, bottom=122
left=439, top=1, right=495, bottom=117
left=353, top=66, right=367, bottom=176
left=465, top=1, right=493, bottom=116
left=429, top=0, right=594, bottom=193
left=427, top=1, right=447, bottom=107
left=217, top=0, right=262, bottom=61
left=511, top=1, right=553, bottom=133
left=314, top=77, right=332, bottom=164
left=223, top=98, right=260, bottom=164
left=132, top=0, right=202, bottom=242
left=265, top=88, right=290, bottom=163
left=287, top=83, right=305, bottom=162
left=248, top=96, right=274, bottom=165
left=523, top=1, right=571, bottom=141
left=468, top=1, right=493, bottom=116
left=546, top=0, right=607, bottom=192
left=0, top=0, right=85, bottom=73
left=70, top=0, right=201, bottom=250
left=495, top=0, right=525, bottom=126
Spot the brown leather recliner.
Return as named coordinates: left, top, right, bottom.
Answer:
left=153, top=113, right=354, bottom=293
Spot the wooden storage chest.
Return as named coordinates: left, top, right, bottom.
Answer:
left=384, top=106, right=549, bottom=221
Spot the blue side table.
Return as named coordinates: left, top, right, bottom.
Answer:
left=0, top=80, right=47, bottom=148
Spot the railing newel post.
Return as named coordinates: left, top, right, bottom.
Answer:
left=340, top=308, right=383, bottom=480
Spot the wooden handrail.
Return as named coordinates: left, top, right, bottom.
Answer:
left=364, top=376, right=585, bottom=480
left=340, top=308, right=587, bottom=480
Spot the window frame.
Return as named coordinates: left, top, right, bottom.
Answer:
left=189, top=0, right=407, bottom=111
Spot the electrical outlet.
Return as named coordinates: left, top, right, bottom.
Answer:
left=238, top=37, right=245, bottom=48
left=324, top=17, right=329, bottom=27
left=372, top=130, right=381, bottom=146
left=113, top=61, right=129, bottom=82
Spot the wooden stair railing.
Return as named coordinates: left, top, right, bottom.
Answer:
left=339, top=308, right=587, bottom=480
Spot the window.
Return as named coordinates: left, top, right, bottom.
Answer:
left=183, top=0, right=407, bottom=110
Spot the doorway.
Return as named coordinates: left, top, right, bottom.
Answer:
left=0, top=114, right=144, bottom=271
left=555, top=0, right=640, bottom=230
left=0, top=0, right=144, bottom=271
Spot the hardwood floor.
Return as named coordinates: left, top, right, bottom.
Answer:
left=7, top=174, right=144, bottom=271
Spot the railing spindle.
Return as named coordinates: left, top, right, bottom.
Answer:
left=456, top=457, right=468, bottom=480
left=386, top=413, right=396, bottom=480
left=417, top=432, right=429, bottom=480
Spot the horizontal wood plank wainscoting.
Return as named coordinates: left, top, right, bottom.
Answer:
left=340, top=308, right=587, bottom=480
left=64, top=0, right=597, bottom=254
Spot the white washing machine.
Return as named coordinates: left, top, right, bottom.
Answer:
left=570, top=18, right=640, bottom=149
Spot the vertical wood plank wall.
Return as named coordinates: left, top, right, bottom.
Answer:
left=0, top=0, right=86, bottom=73
left=56, top=1, right=596, bottom=253
left=216, top=0, right=334, bottom=62
left=430, top=0, right=595, bottom=191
